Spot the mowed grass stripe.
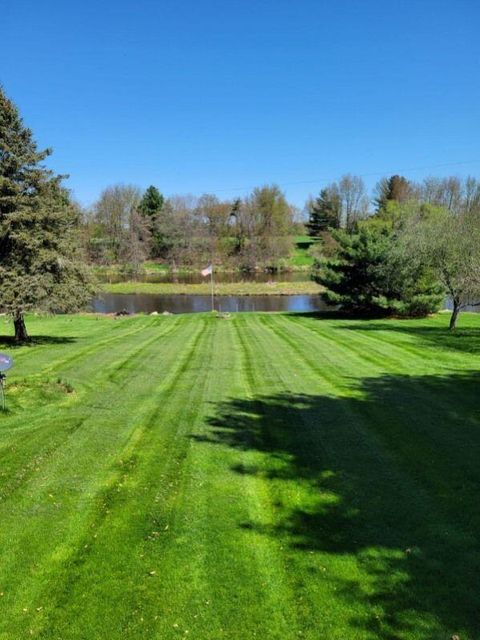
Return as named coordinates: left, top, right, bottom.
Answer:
left=280, top=314, right=428, bottom=378
left=0, top=317, right=184, bottom=509
left=18, top=316, right=213, bottom=639
left=226, top=315, right=359, bottom=638
left=289, top=313, right=468, bottom=372
left=7, top=315, right=152, bottom=379
left=227, top=315, right=330, bottom=638
left=0, top=316, right=207, bottom=638
left=167, top=316, right=302, bottom=640
left=34, top=316, right=250, bottom=639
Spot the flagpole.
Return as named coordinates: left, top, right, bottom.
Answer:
left=210, top=265, right=215, bottom=311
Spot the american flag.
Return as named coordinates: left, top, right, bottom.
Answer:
left=201, top=264, right=213, bottom=277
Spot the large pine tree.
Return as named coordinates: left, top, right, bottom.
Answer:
left=139, top=185, right=164, bottom=218
left=306, top=188, right=341, bottom=236
left=312, top=221, right=443, bottom=317
left=0, top=87, right=94, bottom=342
left=138, top=185, right=165, bottom=257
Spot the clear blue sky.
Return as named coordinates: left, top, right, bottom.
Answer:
left=2, top=0, right=480, bottom=207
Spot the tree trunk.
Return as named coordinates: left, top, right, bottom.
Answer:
left=449, top=300, right=460, bottom=331
left=14, top=312, right=29, bottom=343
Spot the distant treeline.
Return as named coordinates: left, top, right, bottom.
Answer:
left=81, top=184, right=298, bottom=273
left=80, top=174, right=480, bottom=274
left=306, top=173, right=480, bottom=233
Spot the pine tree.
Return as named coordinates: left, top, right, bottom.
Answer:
left=306, top=188, right=341, bottom=236
left=139, top=185, right=164, bottom=218
left=312, top=222, right=443, bottom=317
left=138, top=185, right=165, bottom=257
left=0, top=87, right=94, bottom=342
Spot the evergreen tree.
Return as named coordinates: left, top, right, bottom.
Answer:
left=139, top=185, right=165, bottom=257
left=312, top=221, right=443, bottom=317
left=306, top=187, right=341, bottom=236
left=139, top=185, right=164, bottom=218
left=0, top=87, right=94, bottom=342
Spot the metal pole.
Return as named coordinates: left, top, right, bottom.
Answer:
left=210, top=266, right=215, bottom=312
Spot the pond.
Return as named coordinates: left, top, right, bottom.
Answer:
left=91, top=293, right=480, bottom=316
left=92, top=293, right=332, bottom=315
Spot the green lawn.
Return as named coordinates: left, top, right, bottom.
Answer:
left=287, top=247, right=314, bottom=268
left=288, top=235, right=318, bottom=268
left=0, top=311, right=479, bottom=639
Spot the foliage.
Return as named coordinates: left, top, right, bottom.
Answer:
left=374, top=174, right=413, bottom=212
left=139, top=185, right=164, bottom=218
left=306, top=187, right=341, bottom=236
left=306, top=174, right=369, bottom=234
left=139, top=185, right=165, bottom=257
left=0, top=87, right=94, bottom=341
left=313, top=219, right=443, bottom=316
left=237, top=185, right=294, bottom=270
left=84, top=185, right=295, bottom=271
left=400, top=205, right=480, bottom=328
left=92, top=184, right=143, bottom=263
left=337, top=174, right=369, bottom=230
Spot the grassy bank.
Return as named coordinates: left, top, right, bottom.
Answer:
left=102, top=280, right=321, bottom=295
left=0, top=312, right=479, bottom=639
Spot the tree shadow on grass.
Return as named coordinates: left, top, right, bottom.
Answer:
left=196, top=372, right=480, bottom=639
left=0, top=335, right=77, bottom=348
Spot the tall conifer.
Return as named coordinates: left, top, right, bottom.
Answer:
left=0, top=87, right=94, bottom=342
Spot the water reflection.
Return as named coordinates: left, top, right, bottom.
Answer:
left=92, top=293, right=332, bottom=314
left=92, top=293, right=478, bottom=316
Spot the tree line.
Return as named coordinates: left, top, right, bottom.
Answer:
left=82, top=184, right=298, bottom=273
left=306, top=173, right=480, bottom=234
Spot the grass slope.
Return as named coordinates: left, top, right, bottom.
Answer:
left=0, top=312, right=479, bottom=639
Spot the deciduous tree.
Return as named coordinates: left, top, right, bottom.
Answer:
left=401, top=207, right=480, bottom=329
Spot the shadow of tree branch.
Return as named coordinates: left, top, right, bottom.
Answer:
left=194, top=372, right=480, bottom=638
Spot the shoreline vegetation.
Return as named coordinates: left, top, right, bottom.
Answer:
left=101, top=280, right=322, bottom=296
left=93, top=260, right=314, bottom=278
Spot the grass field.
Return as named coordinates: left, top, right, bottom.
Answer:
left=102, top=280, right=321, bottom=296
left=0, top=311, right=479, bottom=639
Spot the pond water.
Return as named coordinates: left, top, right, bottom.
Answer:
left=92, top=293, right=332, bottom=315
left=92, top=293, right=480, bottom=316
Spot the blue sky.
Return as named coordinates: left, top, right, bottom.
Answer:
left=2, top=0, right=480, bottom=207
